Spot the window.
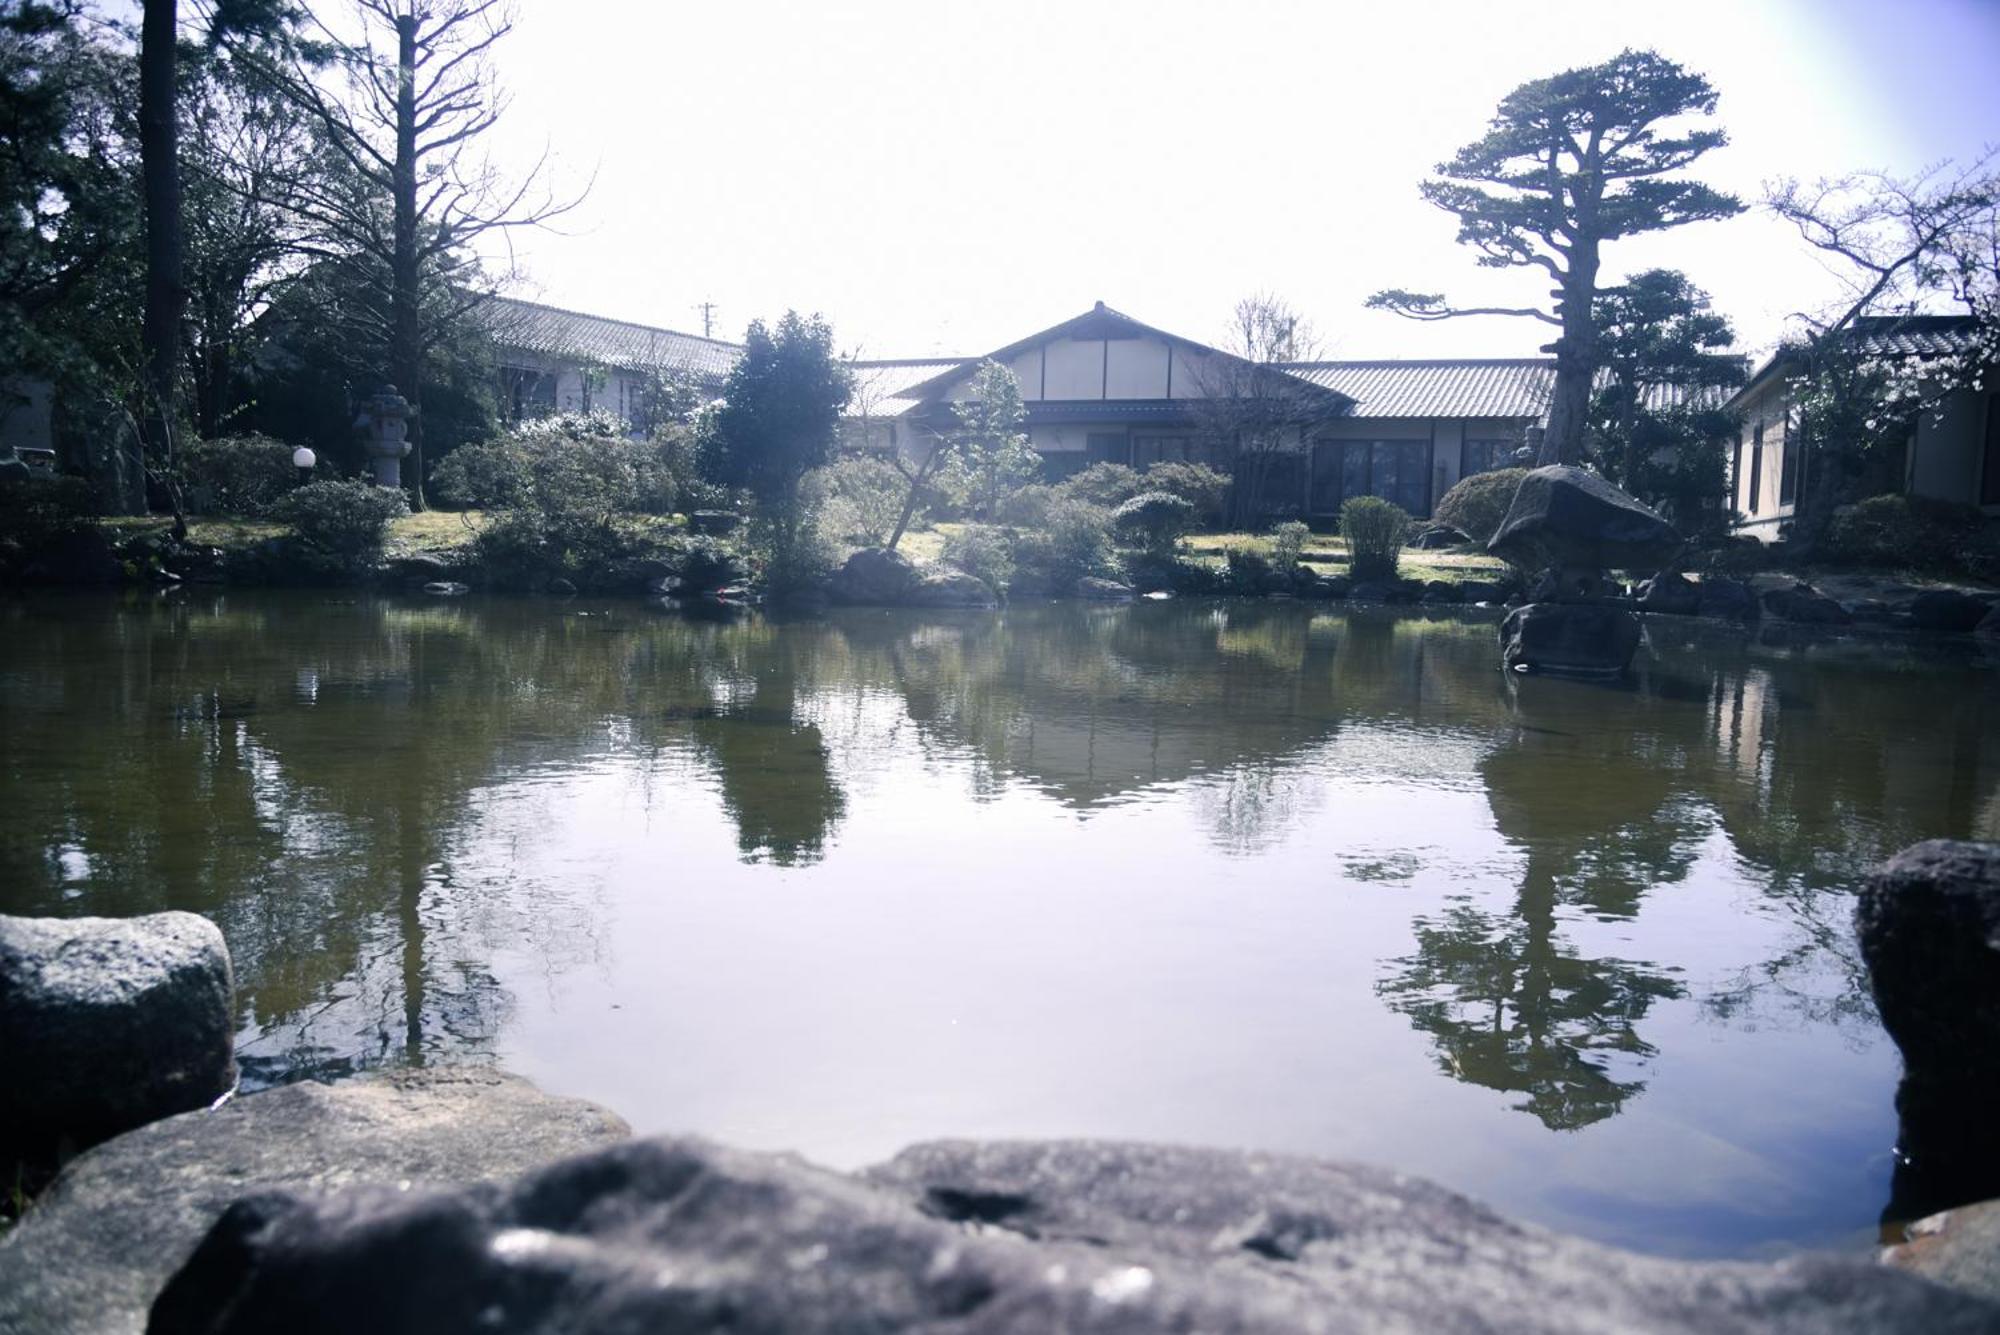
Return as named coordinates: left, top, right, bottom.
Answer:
left=1461, top=438, right=1516, bottom=476
left=1085, top=432, right=1128, bottom=465
left=1778, top=418, right=1800, bottom=506
left=1983, top=395, right=2000, bottom=507
left=1747, top=423, right=1764, bottom=515
left=1310, top=439, right=1432, bottom=517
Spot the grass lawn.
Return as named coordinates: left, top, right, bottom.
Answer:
left=1184, top=530, right=1510, bottom=585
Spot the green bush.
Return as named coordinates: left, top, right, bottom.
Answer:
left=1821, top=493, right=1993, bottom=575
left=1143, top=461, right=1230, bottom=526
left=1060, top=462, right=1145, bottom=508
left=1112, top=491, right=1196, bottom=556
left=1340, top=495, right=1410, bottom=581
left=181, top=434, right=301, bottom=516
left=0, top=476, right=98, bottom=578
left=432, top=411, right=694, bottom=518
left=995, top=483, right=1058, bottom=527
left=1224, top=546, right=1275, bottom=593
left=1268, top=520, right=1310, bottom=574
left=941, top=523, right=1014, bottom=595
left=430, top=437, right=533, bottom=511
left=1121, top=550, right=1225, bottom=595
left=819, top=454, right=909, bottom=547
left=1013, top=495, right=1112, bottom=590
left=1433, top=467, right=1528, bottom=546
left=275, top=480, right=407, bottom=569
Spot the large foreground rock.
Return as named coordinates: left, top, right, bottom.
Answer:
left=0, top=912, right=236, bottom=1154
left=1761, top=582, right=1853, bottom=626
left=144, top=1136, right=1993, bottom=1334
left=0, top=1068, right=628, bottom=1335
left=1636, top=570, right=1701, bottom=615
left=1856, top=840, right=2000, bottom=1226
left=1499, top=602, right=1642, bottom=676
left=1486, top=465, right=1683, bottom=573
left=906, top=569, right=999, bottom=608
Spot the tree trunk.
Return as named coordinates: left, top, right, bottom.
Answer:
left=1540, top=253, right=1600, bottom=468
left=391, top=10, right=425, bottom=508
left=139, top=0, right=186, bottom=533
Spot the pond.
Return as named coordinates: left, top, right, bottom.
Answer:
left=3, top=590, right=1996, bottom=1261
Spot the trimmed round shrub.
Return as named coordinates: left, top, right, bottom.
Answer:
left=1112, top=490, right=1196, bottom=556
left=181, top=434, right=302, bottom=516
left=1268, top=520, right=1310, bottom=574
left=941, top=522, right=1014, bottom=595
left=819, top=454, right=909, bottom=547
left=1013, top=494, right=1112, bottom=589
left=1142, top=461, right=1230, bottom=526
left=430, top=437, right=533, bottom=511
left=1433, top=467, right=1528, bottom=546
left=1821, top=493, right=1991, bottom=575
left=1340, top=495, right=1410, bottom=581
left=274, top=480, right=407, bottom=568
left=1060, top=462, right=1145, bottom=508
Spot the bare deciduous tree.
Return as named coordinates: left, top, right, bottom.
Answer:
left=1189, top=294, right=1341, bottom=527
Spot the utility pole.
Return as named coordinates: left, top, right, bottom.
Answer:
left=696, top=301, right=716, bottom=339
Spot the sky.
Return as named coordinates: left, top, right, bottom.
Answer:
left=476, top=0, right=2000, bottom=363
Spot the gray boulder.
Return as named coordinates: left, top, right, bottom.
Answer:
left=145, top=1136, right=1994, bottom=1334
left=1073, top=576, right=1135, bottom=601
left=1856, top=841, right=2000, bottom=1226
left=1419, top=580, right=1462, bottom=603
left=1761, top=582, right=1852, bottom=625
left=0, top=912, right=236, bottom=1153
left=1696, top=577, right=1760, bottom=621
left=0, top=1069, right=628, bottom=1335
left=907, top=570, right=1000, bottom=608
left=1500, top=603, right=1642, bottom=677
left=380, top=552, right=450, bottom=586
left=421, top=580, right=469, bottom=596
left=1887, top=1198, right=2000, bottom=1305
left=1906, top=589, right=1992, bottom=633
left=1456, top=578, right=1511, bottom=604
left=1486, top=465, right=1683, bottom=573
left=1637, top=571, right=1701, bottom=616
left=826, top=547, right=919, bottom=605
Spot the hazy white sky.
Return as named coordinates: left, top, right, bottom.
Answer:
left=479, top=0, right=2000, bottom=362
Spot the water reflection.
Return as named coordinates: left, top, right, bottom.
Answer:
left=2, top=592, right=1997, bottom=1253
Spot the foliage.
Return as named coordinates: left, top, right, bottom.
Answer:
left=706, top=311, right=851, bottom=507
left=1585, top=269, right=1746, bottom=534
left=1012, top=495, right=1114, bottom=591
left=1143, top=461, right=1231, bottom=526
left=1186, top=294, right=1337, bottom=525
left=1121, top=550, right=1225, bottom=595
left=1820, top=493, right=1996, bottom=576
left=274, top=479, right=406, bottom=568
left=1111, top=491, right=1197, bottom=556
left=1340, top=495, right=1410, bottom=580
left=1058, top=462, right=1145, bottom=508
left=943, top=360, right=1039, bottom=520
left=1433, top=468, right=1528, bottom=545
left=1369, top=50, right=1742, bottom=464
left=0, top=475, right=97, bottom=563
left=1224, top=546, right=1276, bottom=592
left=428, top=436, right=532, bottom=511
left=819, top=454, right=909, bottom=547
left=180, top=433, right=303, bottom=516
left=994, top=483, right=1058, bottom=527
left=1267, top=520, right=1310, bottom=574
left=941, top=523, right=1014, bottom=596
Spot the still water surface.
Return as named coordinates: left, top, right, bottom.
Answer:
left=4, top=591, right=1997, bottom=1259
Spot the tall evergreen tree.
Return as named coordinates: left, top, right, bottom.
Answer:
left=1369, top=50, right=1741, bottom=466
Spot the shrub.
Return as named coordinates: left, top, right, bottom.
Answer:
left=1142, top=461, right=1230, bottom=526
left=275, top=480, right=407, bottom=569
left=1224, top=546, right=1275, bottom=593
left=1013, top=494, right=1112, bottom=590
left=432, top=411, right=676, bottom=518
left=1268, top=520, right=1310, bottom=574
left=181, top=434, right=300, bottom=516
left=1340, top=495, right=1410, bottom=581
left=1122, top=550, right=1224, bottom=595
left=995, top=483, right=1058, bottom=528
left=1060, top=462, right=1145, bottom=508
left=819, top=454, right=909, bottom=547
left=1433, top=467, right=1528, bottom=546
left=1111, top=491, right=1196, bottom=556
left=0, top=475, right=98, bottom=578
left=430, top=437, right=533, bottom=511
left=941, top=522, right=1014, bottom=594
left=1820, top=493, right=1993, bottom=575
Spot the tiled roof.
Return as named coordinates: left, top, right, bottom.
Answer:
left=848, top=358, right=967, bottom=419
left=480, top=296, right=742, bottom=380
left=1846, top=314, right=1984, bottom=358
left=1283, top=359, right=1557, bottom=419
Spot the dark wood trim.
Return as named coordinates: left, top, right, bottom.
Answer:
left=1426, top=419, right=1438, bottom=515
left=1101, top=339, right=1109, bottom=399
left=1164, top=343, right=1174, bottom=398
left=1039, top=345, right=1047, bottom=400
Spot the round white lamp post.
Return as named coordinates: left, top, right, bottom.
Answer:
left=292, top=445, right=317, bottom=485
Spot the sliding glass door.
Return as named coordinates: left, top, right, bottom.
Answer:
left=1310, top=439, right=1432, bottom=516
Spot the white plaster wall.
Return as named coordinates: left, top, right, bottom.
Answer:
left=1105, top=337, right=1171, bottom=399
left=1043, top=338, right=1104, bottom=400
left=1008, top=349, right=1043, bottom=400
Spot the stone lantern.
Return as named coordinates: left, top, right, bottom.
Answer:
left=354, top=385, right=413, bottom=488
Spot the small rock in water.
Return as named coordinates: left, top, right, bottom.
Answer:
left=422, top=581, right=469, bottom=596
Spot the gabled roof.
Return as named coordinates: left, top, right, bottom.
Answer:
left=848, top=358, right=969, bottom=420
left=890, top=302, right=1355, bottom=410
left=479, top=296, right=742, bottom=380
